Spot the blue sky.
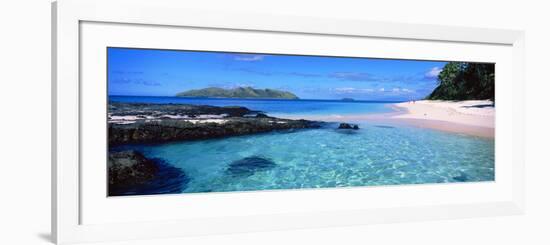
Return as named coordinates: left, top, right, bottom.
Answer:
left=108, top=47, right=447, bottom=101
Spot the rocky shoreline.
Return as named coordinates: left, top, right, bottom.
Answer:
left=108, top=102, right=325, bottom=146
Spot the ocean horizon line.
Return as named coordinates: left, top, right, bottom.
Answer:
left=108, top=94, right=407, bottom=103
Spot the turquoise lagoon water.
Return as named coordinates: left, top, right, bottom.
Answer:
left=110, top=96, right=494, bottom=194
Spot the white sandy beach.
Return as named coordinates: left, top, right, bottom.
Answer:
left=278, top=100, right=495, bottom=138
left=392, top=100, right=494, bottom=127
left=390, top=100, right=495, bottom=138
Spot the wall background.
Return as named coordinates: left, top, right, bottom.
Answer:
left=1, top=0, right=547, bottom=244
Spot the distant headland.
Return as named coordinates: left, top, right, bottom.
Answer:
left=176, top=86, right=299, bottom=99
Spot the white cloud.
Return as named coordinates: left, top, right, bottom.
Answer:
left=334, top=87, right=356, bottom=93
left=425, top=67, right=443, bottom=79
left=390, top=88, right=415, bottom=94
left=332, top=87, right=374, bottom=94
left=331, top=87, right=415, bottom=96
left=234, top=55, right=266, bottom=61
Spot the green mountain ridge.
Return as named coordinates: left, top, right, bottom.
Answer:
left=176, top=86, right=299, bottom=99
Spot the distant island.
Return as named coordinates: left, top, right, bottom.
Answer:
left=176, top=86, right=299, bottom=99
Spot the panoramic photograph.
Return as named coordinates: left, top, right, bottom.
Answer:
left=107, top=47, right=495, bottom=196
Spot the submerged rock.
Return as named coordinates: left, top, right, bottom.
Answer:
left=452, top=172, right=469, bottom=182
left=227, top=156, right=276, bottom=177
left=108, top=150, right=188, bottom=196
left=338, top=123, right=359, bottom=130
left=374, top=125, right=395, bottom=129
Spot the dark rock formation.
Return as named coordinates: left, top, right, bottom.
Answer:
left=109, top=117, right=321, bottom=145
left=108, top=151, right=157, bottom=187
left=338, top=123, right=359, bottom=130
left=109, top=102, right=253, bottom=117
left=108, top=103, right=323, bottom=146
left=108, top=150, right=188, bottom=196
left=227, top=156, right=276, bottom=177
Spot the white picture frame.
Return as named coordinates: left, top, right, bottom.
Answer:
left=52, top=0, right=525, bottom=244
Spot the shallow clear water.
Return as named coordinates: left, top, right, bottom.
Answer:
left=114, top=122, right=494, bottom=194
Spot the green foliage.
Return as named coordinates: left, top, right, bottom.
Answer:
left=427, top=62, right=495, bottom=101
left=176, top=86, right=299, bottom=99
